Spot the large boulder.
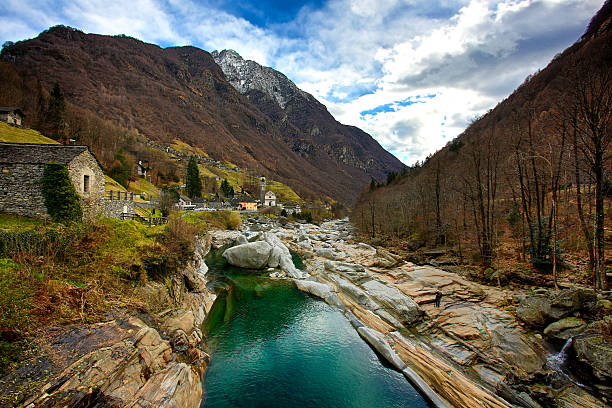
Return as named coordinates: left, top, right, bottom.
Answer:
left=543, top=317, right=587, bottom=341
left=573, top=334, right=612, bottom=382
left=551, top=288, right=597, bottom=312
left=361, top=280, right=423, bottom=325
left=222, top=241, right=272, bottom=269
left=516, top=295, right=552, bottom=328
left=210, top=230, right=247, bottom=249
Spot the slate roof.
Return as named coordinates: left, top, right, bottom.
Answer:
left=0, top=142, right=94, bottom=165
left=0, top=107, right=25, bottom=116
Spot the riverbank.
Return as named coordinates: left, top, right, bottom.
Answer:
left=6, top=216, right=609, bottom=407
left=238, top=216, right=609, bottom=408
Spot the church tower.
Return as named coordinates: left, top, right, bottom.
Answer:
left=259, top=176, right=266, bottom=203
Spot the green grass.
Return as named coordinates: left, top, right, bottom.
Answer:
left=95, top=218, right=163, bottom=266
left=171, top=139, right=210, bottom=158
left=267, top=180, right=302, bottom=203
left=128, top=177, right=160, bottom=202
left=183, top=210, right=241, bottom=230
left=0, top=122, right=58, bottom=144
left=0, top=214, right=46, bottom=231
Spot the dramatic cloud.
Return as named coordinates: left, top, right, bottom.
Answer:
left=0, top=0, right=603, bottom=164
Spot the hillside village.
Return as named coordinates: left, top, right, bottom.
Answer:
left=0, top=112, right=330, bottom=225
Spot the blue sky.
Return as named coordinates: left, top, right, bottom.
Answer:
left=0, top=0, right=604, bottom=164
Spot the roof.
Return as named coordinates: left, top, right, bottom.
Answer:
left=0, top=142, right=100, bottom=167
left=265, top=191, right=276, bottom=197
left=0, top=107, right=25, bottom=117
left=238, top=196, right=256, bottom=203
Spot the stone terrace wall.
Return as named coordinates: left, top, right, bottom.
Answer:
left=103, top=199, right=135, bottom=219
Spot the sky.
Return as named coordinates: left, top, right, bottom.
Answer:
left=0, top=0, right=604, bottom=165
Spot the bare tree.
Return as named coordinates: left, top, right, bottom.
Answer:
left=569, top=60, right=612, bottom=290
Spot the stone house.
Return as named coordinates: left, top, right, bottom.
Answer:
left=0, top=142, right=104, bottom=219
left=0, top=107, right=24, bottom=127
left=264, top=191, right=276, bottom=207
left=284, top=203, right=302, bottom=215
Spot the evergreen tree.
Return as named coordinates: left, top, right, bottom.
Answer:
left=109, top=150, right=131, bottom=188
left=41, top=163, right=82, bottom=223
left=185, top=156, right=202, bottom=198
left=220, top=178, right=234, bottom=198
left=47, top=83, right=66, bottom=141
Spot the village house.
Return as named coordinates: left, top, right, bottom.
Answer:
left=191, top=197, right=207, bottom=209
left=283, top=203, right=302, bottom=215
left=264, top=191, right=276, bottom=207
left=237, top=196, right=257, bottom=211
left=176, top=195, right=196, bottom=210
left=0, top=142, right=104, bottom=219
left=0, top=107, right=24, bottom=127
left=136, top=160, right=149, bottom=178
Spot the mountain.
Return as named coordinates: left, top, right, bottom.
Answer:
left=212, top=49, right=404, bottom=188
left=351, top=1, right=612, bottom=250
left=0, top=27, right=403, bottom=204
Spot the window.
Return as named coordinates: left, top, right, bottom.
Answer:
left=83, top=175, right=90, bottom=193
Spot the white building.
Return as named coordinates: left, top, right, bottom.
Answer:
left=0, top=107, right=24, bottom=127
left=264, top=191, right=276, bottom=207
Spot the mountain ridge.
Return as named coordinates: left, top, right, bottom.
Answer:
left=1, top=26, right=403, bottom=204
left=212, top=48, right=404, bottom=179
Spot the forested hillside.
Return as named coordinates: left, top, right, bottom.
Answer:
left=353, top=1, right=612, bottom=290
left=0, top=27, right=402, bottom=204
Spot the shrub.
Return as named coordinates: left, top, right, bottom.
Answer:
left=41, top=163, right=82, bottom=223
left=226, top=211, right=242, bottom=230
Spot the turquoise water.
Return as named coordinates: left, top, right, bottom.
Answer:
left=202, top=251, right=429, bottom=408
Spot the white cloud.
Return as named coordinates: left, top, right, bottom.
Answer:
left=0, top=0, right=604, bottom=165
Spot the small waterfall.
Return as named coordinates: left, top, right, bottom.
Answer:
left=547, top=336, right=584, bottom=387
left=549, top=337, right=573, bottom=368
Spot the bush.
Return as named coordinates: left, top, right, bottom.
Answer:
left=41, top=163, right=82, bottom=223
left=227, top=211, right=241, bottom=230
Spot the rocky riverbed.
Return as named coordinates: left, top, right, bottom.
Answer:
left=7, top=217, right=610, bottom=408
left=225, top=216, right=610, bottom=408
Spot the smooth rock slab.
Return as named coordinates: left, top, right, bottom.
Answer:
left=324, top=260, right=371, bottom=283
left=361, top=279, right=423, bottom=325
left=222, top=241, right=272, bottom=269
left=295, top=280, right=342, bottom=307
left=356, top=327, right=406, bottom=371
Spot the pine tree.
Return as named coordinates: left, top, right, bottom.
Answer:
left=109, top=150, right=131, bottom=188
left=41, top=163, right=82, bottom=223
left=47, top=83, right=66, bottom=141
left=186, top=156, right=202, bottom=198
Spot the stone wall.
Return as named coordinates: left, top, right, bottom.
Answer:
left=103, top=199, right=135, bottom=219
left=0, top=163, right=48, bottom=217
left=67, top=150, right=105, bottom=220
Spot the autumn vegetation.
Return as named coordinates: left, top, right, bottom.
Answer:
left=353, top=8, right=612, bottom=291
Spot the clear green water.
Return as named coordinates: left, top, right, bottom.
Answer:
left=202, top=251, right=429, bottom=408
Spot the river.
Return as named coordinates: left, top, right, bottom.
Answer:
left=201, top=250, right=430, bottom=408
